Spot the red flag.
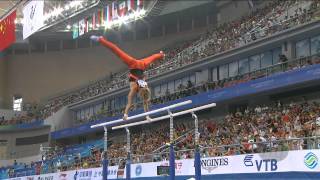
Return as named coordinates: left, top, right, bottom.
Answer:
left=137, top=0, right=143, bottom=9
left=127, top=0, right=135, bottom=12
left=112, top=1, right=119, bottom=20
left=105, top=5, right=112, bottom=25
left=118, top=1, right=127, bottom=17
left=0, top=10, right=16, bottom=51
left=97, top=9, right=101, bottom=25
left=92, top=13, right=96, bottom=29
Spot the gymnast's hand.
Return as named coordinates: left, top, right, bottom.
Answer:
left=90, top=35, right=101, bottom=42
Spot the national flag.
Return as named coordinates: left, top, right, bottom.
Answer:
left=127, top=0, right=134, bottom=12
left=87, top=16, right=93, bottom=31
left=79, top=19, right=85, bottom=36
left=118, top=1, right=127, bottom=17
left=104, top=5, right=112, bottom=25
left=0, top=10, right=16, bottom=51
left=92, top=13, right=96, bottom=29
left=137, top=0, right=143, bottom=9
left=97, top=9, right=101, bottom=26
left=100, top=8, right=105, bottom=25
left=72, top=23, right=79, bottom=39
left=112, top=1, right=119, bottom=20
left=85, top=18, right=89, bottom=32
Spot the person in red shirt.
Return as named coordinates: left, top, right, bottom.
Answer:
left=90, top=35, right=165, bottom=120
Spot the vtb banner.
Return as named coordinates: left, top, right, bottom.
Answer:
left=23, top=0, right=44, bottom=39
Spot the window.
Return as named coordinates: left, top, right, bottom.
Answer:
left=228, top=61, right=238, bottom=77
left=16, top=134, right=49, bottom=146
left=154, top=85, right=161, bottom=97
left=296, top=39, right=310, bottom=58
left=211, top=67, right=218, bottom=81
left=195, top=70, right=208, bottom=84
left=249, top=55, right=260, bottom=71
left=167, top=81, right=174, bottom=93
left=239, top=59, right=249, bottom=75
left=272, top=47, right=282, bottom=64
left=161, top=83, right=167, bottom=96
left=190, top=74, right=196, bottom=85
left=219, top=64, right=228, bottom=80
left=76, top=111, right=81, bottom=121
left=174, top=79, right=182, bottom=91
left=13, top=96, right=23, bottom=111
left=311, top=35, right=320, bottom=55
left=260, top=51, right=273, bottom=68
left=182, top=76, right=189, bottom=87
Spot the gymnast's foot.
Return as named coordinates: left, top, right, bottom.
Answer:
left=146, top=115, right=152, bottom=121
left=160, top=51, right=165, bottom=58
left=123, top=114, right=128, bottom=120
left=90, top=35, right=102, bottom=42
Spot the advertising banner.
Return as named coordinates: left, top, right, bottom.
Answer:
left=6, top=150, right=320, bottom=179
left=22, top=0, right=44, bottom=39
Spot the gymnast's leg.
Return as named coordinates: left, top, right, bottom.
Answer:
left=124, top=82, right=138, bottom=120
left=142, top=51, right=165, bottom=68
left=140, top=87, right=152, bottom=120
left=90, top=35, right=137, bottom=67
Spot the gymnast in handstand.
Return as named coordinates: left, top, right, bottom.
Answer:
left=90, top=35, right=165, bottom=120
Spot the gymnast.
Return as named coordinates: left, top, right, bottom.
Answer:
left=90, top=35, right=165, bottom=120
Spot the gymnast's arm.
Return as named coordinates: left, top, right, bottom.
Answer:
left=90, top=35, right=136, bottom=66
left=143, top=51, right=165, bottom=68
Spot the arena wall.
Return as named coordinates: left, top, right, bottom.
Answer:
left=44, top=106, right=73, bottom=131
left=6, top=28, right=207, bottom=104
left=0, top=54, right=8, bottom=109
left=0, top=126, right=50, bottom=159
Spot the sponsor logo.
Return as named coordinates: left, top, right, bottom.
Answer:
left=160, top=162, right=183, bottom=174
left=37, top=176, right=54, bottom=180
left=304, top=152, right=318, bottom=169
left=135, top=164, right=142, bottom=176
left=74, top=171, right=78, bottom=180
left=108, top=169, right=117, bottom=176
left=243, top=154, right=278, bottom=172
left=201, top=158, right=228, bottom=173
left=59, top=173, right=67, bottom=180
left=30, top=5, right=36, bottom=20
left=244, top=154, right=254, bottom=166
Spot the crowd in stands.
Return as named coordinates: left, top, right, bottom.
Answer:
left=78, top=53, right=320, bottom=124
left=2, top=98, right=319, bottom=178
left=0, top=113, right=40, bottom=126
left=2, top=0, right=320, bottom=178
left=1, top=0, right=320, bottom=134
left=37, top=0, right=320, bottom=120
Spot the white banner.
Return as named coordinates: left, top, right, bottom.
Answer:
left=22, top=0, right=44, bottom=39
left=6, top=150, right=320, bottom=179
left=78, top=19, right=85, bottom=36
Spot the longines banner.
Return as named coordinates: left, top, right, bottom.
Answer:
left=5, top=150, right=320, bottom=179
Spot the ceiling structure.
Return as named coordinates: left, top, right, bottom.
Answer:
left=0, top=0, right=21, bottom=18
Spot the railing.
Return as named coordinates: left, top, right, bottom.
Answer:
left=4, top=136, right=320, bottom=178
